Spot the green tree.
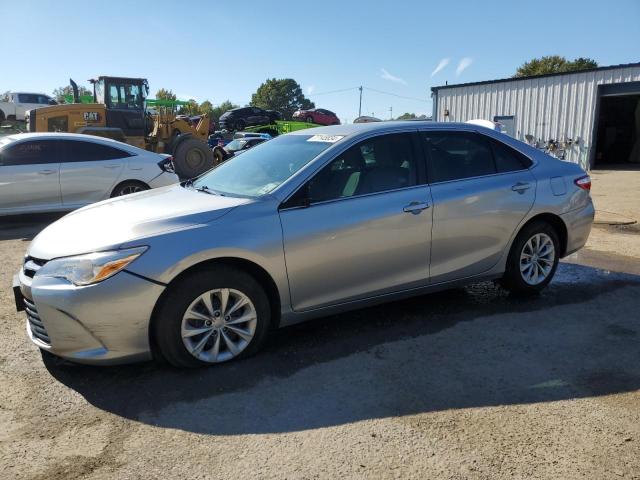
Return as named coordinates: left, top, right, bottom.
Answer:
left=250, top=78, right=314, bottom=120
left=199, top=100, right=213, bottom=115
left=395, top=113, right=429, bottom=121
left=52, top=84, right=92, bottom=103
left=515, top=55, right=598, bottom=77
left=155, top=88, right=177, bottom=101
left=180, top=98, right=200, bottom=116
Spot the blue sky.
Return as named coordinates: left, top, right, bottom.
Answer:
left=2, top=0, right=639, bottom=123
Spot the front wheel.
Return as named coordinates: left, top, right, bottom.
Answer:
left=501, top=221, right=560, bottom=294
left=153, top=267, right=271, bottom=367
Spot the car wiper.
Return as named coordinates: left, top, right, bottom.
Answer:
left=195, top=185, right=224, bottom=196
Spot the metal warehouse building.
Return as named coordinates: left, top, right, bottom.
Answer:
left=431, top=62, right=640, bottom=170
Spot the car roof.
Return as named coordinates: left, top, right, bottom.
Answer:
left=288, top=121, right=477, bottom=136
left=0, top=132, right=144, bottom=153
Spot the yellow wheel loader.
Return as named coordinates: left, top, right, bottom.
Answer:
left=26, top=77, right=214, bottom=178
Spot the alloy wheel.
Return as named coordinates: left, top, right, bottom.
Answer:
left=181, top=288, right=257, bottom=363
left=118, top=185, right=144, bottom=195
left=519, top=233, right=555, bottom=285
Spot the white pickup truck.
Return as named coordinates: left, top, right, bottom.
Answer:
left=0, top=92, right=56, bottom=122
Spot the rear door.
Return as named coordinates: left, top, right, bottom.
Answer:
left=422, top=130, right=535, bottom=283
left=279, top=132, right=432, bottom=311
left=58, top=140, right=130, bottom=205
left=0, top=139, right=61, bottom=213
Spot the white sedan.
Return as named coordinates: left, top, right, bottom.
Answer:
left=0, top=133, right=179, bottom=216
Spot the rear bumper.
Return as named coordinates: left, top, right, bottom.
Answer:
left=17, top=267, right=165, bottom=365
left=561, top=200, right=595, bottom=256
left=149, top=171, right=179, bottom=189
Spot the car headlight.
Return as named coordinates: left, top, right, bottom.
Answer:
left=36, top=247, right=148, bottom=286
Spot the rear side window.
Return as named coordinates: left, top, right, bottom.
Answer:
left=490, top=139, right=532, bottom=172
left=422, top=132, right=495, bottom=182
left=58, top=140, right=133, bottom=162
left=0, top=140, right=60, bottom=166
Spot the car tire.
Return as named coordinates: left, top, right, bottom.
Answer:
left=501, top=220, right=560, bottom=294
left=153, top=266, right=272, bottom=368
left=235, top=119, right=245, bottom=131
left=213, top=146, right=226, bottom=165
left=0, top=110, right=5, bottom=123
left=306, top=116, right=313, bottom=123
left=173, top=137, right=214, bottom=179
left=110, top=180, right=149, bottom=197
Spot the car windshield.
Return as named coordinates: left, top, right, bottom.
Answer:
left=225, top=139, right=247, bottom=152
left=192, top=134, right=336, bottom=197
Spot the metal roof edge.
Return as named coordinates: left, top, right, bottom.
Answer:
left=430, top=61, right=640, bottom=92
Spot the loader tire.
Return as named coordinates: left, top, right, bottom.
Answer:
left=173, top=138, right=214, bottom=179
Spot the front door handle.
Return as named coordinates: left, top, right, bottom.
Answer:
left=38, top=169, right=56, bottom=175
left=104, top=164, right=120, bottom=169
left=511, top=182, right=531, bottom=193
left=403, top=201, right=430, bottom=214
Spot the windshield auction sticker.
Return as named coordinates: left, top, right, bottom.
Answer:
left=307, top=135, right=345, bottom=143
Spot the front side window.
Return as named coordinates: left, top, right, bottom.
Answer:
left=107, top=82, right=143, bottom=110
left=305, top=133, right=419, bottom=203
left=193, top=134, right=335, bottom=197
left=0, top=140, right=59, bottom=166
left=422, top=132, right=495, bottom=183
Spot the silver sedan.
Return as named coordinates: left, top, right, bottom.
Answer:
left=0, top=132, right=178, bottom=216
left=14, top=122, right=594, bottom=367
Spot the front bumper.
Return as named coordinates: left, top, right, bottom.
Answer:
left=561, top=200, right=595, bottom=256
left=16, top=266, right=165, bottom=365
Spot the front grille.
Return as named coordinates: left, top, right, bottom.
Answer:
left=24, top=298, right=50, bottom=345
left=23, top=257, right=47, bottom=278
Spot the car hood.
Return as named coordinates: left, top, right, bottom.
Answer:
left=28, top=184, right=251, bottom=260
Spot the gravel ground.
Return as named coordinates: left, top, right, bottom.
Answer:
left=1, top=170, right=640, bottom=479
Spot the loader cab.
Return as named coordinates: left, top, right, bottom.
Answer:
left=91, top=76, right=148, bottom=137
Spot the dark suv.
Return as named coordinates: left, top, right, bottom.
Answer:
left=218, top=107, right=281, bottom=131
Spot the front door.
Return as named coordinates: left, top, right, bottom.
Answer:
left=0, top=139, right=61, bottom=213
left=421, top=130, right=535, bottom=283
left=279, top=132, right=432, bottom=311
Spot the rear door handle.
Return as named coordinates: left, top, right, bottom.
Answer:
left=511, top=182, right=531, bottom=193
left=38, top=169, right=56, bottom=175
left=403, top=201, right=430, bottom=214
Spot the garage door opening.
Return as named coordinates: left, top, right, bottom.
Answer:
left=594, top=91, right=640, bottom=168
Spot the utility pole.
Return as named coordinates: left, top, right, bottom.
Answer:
left=389, top=106, right=393, bottom=120
left=358, top=86, right=363, bottom=117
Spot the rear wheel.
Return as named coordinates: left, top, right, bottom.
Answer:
left=306, top=116, right=313, bottom=123
left=111, top=180, right=148, bottom=197
left=153, top=267, right=271, bottom=367
left=501, top=221, right=560, bottom=294
left=235, top=119, right=245, bottom=131
left=173, top=137, right=214, bottom=179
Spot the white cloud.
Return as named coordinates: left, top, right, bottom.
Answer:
left=306, top=85, right=316, bottom=94
left=431, top=58, right=450, bottom=77
left=380, top=68, right=407, bottom=85
left=456, top=57, right=473, bottom=76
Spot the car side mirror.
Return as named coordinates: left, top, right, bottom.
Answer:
left=49, top=99, right=57, bottom=105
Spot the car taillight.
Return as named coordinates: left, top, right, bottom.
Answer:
left=158, top=156, right=175, bottom=173
left=574, top=175, right=591, bottom=191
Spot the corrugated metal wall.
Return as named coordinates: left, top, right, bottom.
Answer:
left=432, top=66, right=640, bottom=168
